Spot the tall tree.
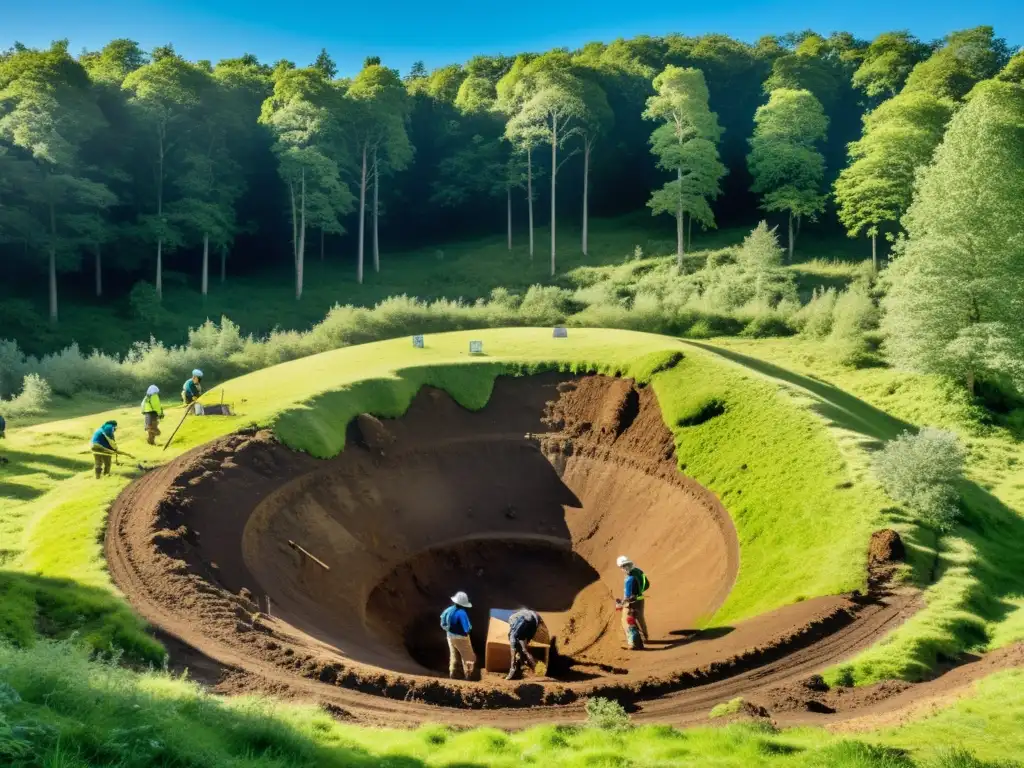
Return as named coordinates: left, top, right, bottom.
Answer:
left=747, top=88, right=828, bottom=260
left=507, top=67, right=585, bottom=276
left=312, top=49, right=337, bottom=80
left=902, top=26, right=1013, bottom=101
left=834, top=92, right=951, bottom=269
left=0, top=41, right=115, bottom=321
left=346, top=63, right=411, bottom=282
left=882, top=80, right=1024, bottom=395
left=643, top=66, right=726, bottom=266
left=577, top=76, right=612, bottom=256
left=122, top=52, right=208, bottom=300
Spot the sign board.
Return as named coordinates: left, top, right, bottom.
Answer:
left=553, top=327, right=568, bottom=338
left=412, top=335, right=424, bottom=348
left=469, top=340, right=483, bottom=355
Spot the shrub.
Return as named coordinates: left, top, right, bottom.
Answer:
left=795, top=288, right=839, bottom=338
left=708, top=697, right=745, bottom=718
left=584, top=697, right=631, bottom=731
left=128, top=281, right=165, bottom=324
left=874, top=428, right=966, bottom=532
left=0, top=374, right=52, bottom=418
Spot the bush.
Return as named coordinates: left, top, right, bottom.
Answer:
left=128, top=281, right=165, bottom=324
left=584, top=697, right=631, bottom=731
left=0, top=374, right=52, bottom=418
left=874, top=428, right=966, bottom=532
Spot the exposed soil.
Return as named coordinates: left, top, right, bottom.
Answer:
left=107, top=373, right=933, bottom=725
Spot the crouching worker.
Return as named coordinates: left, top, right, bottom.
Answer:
left=440, top=591, right=476, bottom=680
left=506, top=608, right=546, bottom=680
left=91, top=420, right=118, bottom=479
left=182, top=369, right=203, bottom=408
left=142, top=385, right=164, bottom=445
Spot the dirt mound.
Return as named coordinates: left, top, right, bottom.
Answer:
left=869, top=529, right=905, bottom=565
left=107, top=373, right=918, bottom=720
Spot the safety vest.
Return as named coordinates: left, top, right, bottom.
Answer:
left=628, top=568, right=649, bottom=600
left=141, top=394, right=163, bottom=415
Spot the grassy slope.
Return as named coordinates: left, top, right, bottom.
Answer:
left=709, top=337, right=1024, bottom=685
left=0, top=328, right=1018, bottom=766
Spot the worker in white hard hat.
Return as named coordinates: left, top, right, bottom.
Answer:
left=440, top=591, right=476, bottom=680
left=182, top=369, right=204, bottom=406
left=141, top=384, right=164, bottom=445
left=616, top=555, right=650, bottom=647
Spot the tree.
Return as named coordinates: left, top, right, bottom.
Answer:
left=346, top=63, right=411, bottom=282
left=506, top=67, right=585, bottom=276
left=852, top=32, right=932, bottom=100
left=578, top=76, right=612, bottom=256
left=643, top=66, right=726, bottom=266
left=498, top=55, right=542, bottom=259
left=999, top=51, right=1024, bottom=84
left=0, top=42, right=115, bottom=321
left=747, top=88, right=828, bottom=260
left=312, top=49, right=337, bottom=80
left=407, top=61, right=427, bottom=81
left=881, top=80, right=1024, bottom=395
left=834, top=92, right=951, bottom=269
left=122, top=53, right=209, bottom=300
left=902, top=26, right=1013, bottom=101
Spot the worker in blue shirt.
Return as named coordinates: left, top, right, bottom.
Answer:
left=182, top=369, right=203, bottom=406
left=506, top=608, right=546, bottom=680
left=440, top=591, right=476, bottom=680
left=91, top=420, right=119, bottom=479
left=616, top=555, right=650, bottom=647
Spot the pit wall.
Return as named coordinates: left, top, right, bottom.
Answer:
left=268, top=348, right=888, bottom=629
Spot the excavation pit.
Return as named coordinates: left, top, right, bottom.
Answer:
left=110, top=372, right=754, bottom=705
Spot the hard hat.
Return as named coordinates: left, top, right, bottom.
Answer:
left=146, top=385, right=160, bottom=395
left=616, top=555, right=633, bottom=568
left=451, top=591, right=472, bottom=608
left=192, top=369, right=204, bottom=378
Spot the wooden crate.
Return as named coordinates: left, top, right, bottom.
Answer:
left=483, top=609, right=551, bottom=674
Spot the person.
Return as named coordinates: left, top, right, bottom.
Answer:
left=616, top=555, right=650, bottom=646
left=91, top=420, right=118, bottom=479
left=182, top=369, right=204, bottom=407
left=440, top=591, right=476, bottom=680
left=141, top=385, right=164, bottom=445
left=506, top=608, right=546, bottom=680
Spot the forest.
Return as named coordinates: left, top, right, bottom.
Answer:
left=1, top=25, right=1023, bottom=403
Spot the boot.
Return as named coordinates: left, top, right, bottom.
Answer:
left=147, top=433, right=156, bottom=446
left=464, top=662, right=476, bottom=681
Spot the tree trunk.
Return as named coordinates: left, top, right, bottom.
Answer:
left=527, top=146, right=534, bottom=259
left=582, top=139, right=590, bottom=256
left=675, top=168, right=683, bottom=269
left=156, top=238, right=163, bottom=299
left=507, top=186, right=512, bottom=250
left=94, top=244, right=102, bottom=298
left=296, top=168, right=306, bottom=300
left=156, top=128, right=165, bottom=301
left=289, top=180, right=298, bottom=266
left=787, top=211, right=794, bottom=262
left=357, top=143, right=367, bottom=284
left=687, top=215, right=692, bottom=251
left=201, top=233, right=209, bottom=297
left=871, top=232, right=878, bottom=272
left=796, top=213, right=802, bottom=238
left=550, top=118, right=557, bottom=277
left=220, top=247, right=226, bottom=284
left=373, top=148, right=380, bottom=273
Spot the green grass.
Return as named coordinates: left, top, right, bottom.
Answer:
left=1, top=328, right=1022, bottom=766
left=709, top=697, right=747, bottom=718
left=708, top=337, right=1024, bottom=684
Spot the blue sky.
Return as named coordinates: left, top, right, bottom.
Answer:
left=4, top=0, right=1021, bottom=76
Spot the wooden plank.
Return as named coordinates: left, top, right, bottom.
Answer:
left=287, top=540, right=330, bottom=570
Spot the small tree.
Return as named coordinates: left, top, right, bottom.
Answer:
left=747, top=88, right=828, bottom=261
left=874, top=428, right=965, bottom=532
left=584, top=697, right=631, bottom=731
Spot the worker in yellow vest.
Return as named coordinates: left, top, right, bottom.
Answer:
left=142, top=385, right=164, bottom=445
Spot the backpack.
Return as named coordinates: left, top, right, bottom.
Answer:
left=631, top=568, right=650, bottom=596
left=440, top=605, right=456, bottom=632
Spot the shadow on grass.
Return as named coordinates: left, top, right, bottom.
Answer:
left=0, top=569, right=164, bottom=665
left=685, top=341, right=914, bottom=448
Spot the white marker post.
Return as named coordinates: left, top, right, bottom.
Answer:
left=553, top=327, right=568, bottom=338
left=412, top=335, right=424, bottom=348
left=469, top=340, right=483, bottom=355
